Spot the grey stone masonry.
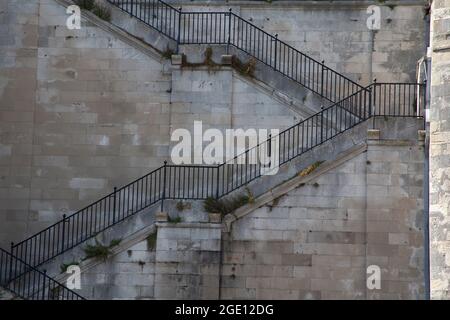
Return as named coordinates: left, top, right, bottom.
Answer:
left=0, top=0, right=305, bottom=247
left=154, top=221, right=222, bottom=299
left=39, top=119, right=424, bottom=300
left=429, top=0, right=450, bottom=300
left=222, top=124, right=425, bottom=300
left=0, top=0, right=172, bottom=246
left=172, top=0, right=427, bottom=84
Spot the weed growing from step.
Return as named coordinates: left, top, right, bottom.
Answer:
left=50, top=285, right=63, bottom=300
left=162, top=46, right=175, bottom=59
left=267, top=195, right=282, bottom=212
left=180, top=48, right=256, bottom=76
left=204, top=187, right=254, bottom=217
left=109, top=238, right=122, bottom=247
left=231, top=55, right=257, bottom=77
left=176, top=201, right=191, bottom=212
left=181, top=47, right=220, bottom=73
left=298, top=161, right=324, bottom=177
left=83, top=238, right=122, bottom=261
left=60, top=261, right=80, bottom=273
left=75, top=0, right=111, bottom=22
left=74, top=0, right=95, bottom=10
left=146, top=231, right=157, bottom=251
left=92, top=4, right=111, bottom=22
left=168, top=215, right=183, bottom=223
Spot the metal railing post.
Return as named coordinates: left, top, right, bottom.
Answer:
left=268, top=133, right=272, bottom=168
left=368, top=86, right=373, bottom=119
left=61, top=214, right=66, bottom=253
left=320, top=112, right=324, bottom=142
left=130, top=0, right=134, bottom=16
left=112, top=187, right=117, bottom=224
left=422, top=79, right=427, bottom=119
left=42, top=270, right=47, bottom=300
left=274, top=34, right=278, bottom=70
left=227, top=8, right=232, bottom=53
left=372, top=78, right=377, bottom=116
left=321, top=60, right=325, bottom=98
left=9, top=242, right=14, bottom=282
left=161, top=161, right=167, bottom=212
left=216, top=166, right=220, bottom=199
left=176, top=7, right=182, bottom=53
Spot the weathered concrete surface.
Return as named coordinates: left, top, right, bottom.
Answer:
left=429, top=0, right=450, bottom=300
left=0, top=0, right=172, bottom=246
left=171, top=0, right=428, bottom=84
left=0, top=0, right=306, bottom=248
left=154, top=221, right=222, bottom=299
left=222, top=128, right=425, bottom=300
left=43, top=118, right=425, bottom=300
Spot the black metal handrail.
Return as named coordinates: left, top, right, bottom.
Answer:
left=0, top=248, right=84, bottom=300
left=10, top=82, right=424, bottom=269
left=106, top=0, right=364, bottom=103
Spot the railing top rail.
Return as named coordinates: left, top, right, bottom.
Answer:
left=372, top=82, right=424, bottom=85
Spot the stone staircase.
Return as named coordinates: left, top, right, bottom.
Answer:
left=0, top=0, right=425, bottom=299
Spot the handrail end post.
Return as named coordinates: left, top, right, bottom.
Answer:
left=42, top=270, right=47, bottom=300
left=112, top=186, right=117, bottom=224
left=176, top=7, right=182, bottom=54
left=161, top=161, right=167, bottom=212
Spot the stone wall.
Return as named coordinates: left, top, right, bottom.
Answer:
left=0, top=0, right=40, bottom=247
left=45, top=118, right=426, bottom=300
left=171, top=0, right=428, bottom=84
left=429, top=0, right=450, bottom=300
left=0, top=0, right=172, bottom=245
left=221, top=132, right=425, bottom=299
left=0, top=0, right=303, bottom=247
left=154, top=219, right=222, bottom=299
left=75, top=237, right=156, bottom=299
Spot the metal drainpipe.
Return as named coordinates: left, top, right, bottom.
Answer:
left=418, top=50, right=431, bottom=300
left=414, top=56, right=430, bottom=300
left=422, top=6, right=432, bottom=298
left=424, top=121, right=430, bottom=300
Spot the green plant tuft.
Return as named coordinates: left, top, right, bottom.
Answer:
left=204, top=188, right=253, bottom=217
left=181, top=47, right=220, bottom=72
left=162, top=46, right=175, bottom=59
left=267, top=196, right=282, bottom=212
left=92, top=3, right=111, bottom=22
left=84, top=238, right=121, bottom=261
left=109, top=238, right=122, bottom=248
left=298, top=161, right=324, bottom=177
left=74, top=0, right=95, bottom=11
left=176, top=201, right=191, bottom=212
left=84, top=240, right=111, bottom=261
left=50, top=285, right=63, bottom=300
left=231, top=55, right=257, bottom=77
left=245, top=187, right=255, bottom=204
left=167, top=215, right=183, bottom=223
left=146, top=231, right=157, bottom=251
left=203, top=47, right=215, bottom=66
